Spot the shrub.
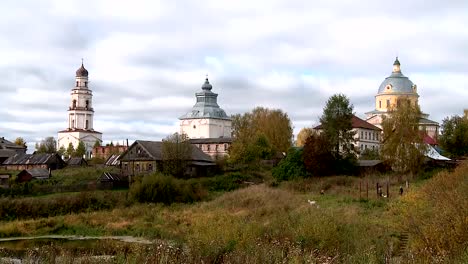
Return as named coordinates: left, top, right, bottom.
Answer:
left=0, top=191, right=126, bottom=220
left=272, top=148, right=306, bottom=181
left=129, top=173, right=206, bottom=204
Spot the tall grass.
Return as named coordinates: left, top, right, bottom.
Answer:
left=392, top=161, right=468, bottom=262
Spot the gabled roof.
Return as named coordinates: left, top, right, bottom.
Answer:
left=3, top=153, right=61, bottom=165
left=105, top=154, right=121, bottom=166
left=19, top=168, right=50, bottom=178
left=67, top=157, right=88, bottom=166
left=351, top=115, right=382, bottom=131
left=419, top=117, right=439, bottom=125
left=314, top=115, right=381, bottom=131
left=0, top=149, right=17, bottom=158
left=120, top=140, right=214, bottom=163
left=99, top=172, right=126, bottom=182
left=0, top=137, right=26, bottom=150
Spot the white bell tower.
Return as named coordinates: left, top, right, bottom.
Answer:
left=58, top=61, right=102, bottom=158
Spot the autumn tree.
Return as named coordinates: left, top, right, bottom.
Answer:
left=296, top=127, right=315, bottom=147
left=303, top=133, right=335, bottom=176
left=74, top=141, right=86, bottom=158
left=162, top=133, right=192, bottom=178
left=230, top=107, right=293, bottom=164
left=381, top=100, right=427, bottom=174
left=14, top=137, right=27, bottom=149
left=439, top=115, right=468, bottom=157
left=35, top=137, right=57, bottom=153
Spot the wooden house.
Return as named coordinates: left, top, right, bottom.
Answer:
left=98, top=172, right=128, bottom=188
left=0, top=174, right=11, bottom=188
left=119, top=140, right=215, bottom=177
left=17, top=168, right=51, bottom=182
left=2, top=153, right=66, bottom=171
left=0, top=137, right=26, bottom=164
left=67, top=157, right=88, bottom=167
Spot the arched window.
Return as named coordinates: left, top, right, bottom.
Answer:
left=85, top=81, right=88, bottom=87
left=85, top=120, right=89, bottom=129
left=76, top=81, right=79, bottom=87
left=71, top=119, right=75, bottom=128
left=85, top=100, right=89, bottom=109
left=72, top=100, right=77, bottom=109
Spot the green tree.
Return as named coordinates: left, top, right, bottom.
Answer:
left=439, top=115, right=468, bottom=157
left=93, top=140, right=101, bottom=148
left=381, top=100, right=427, bottom=174
left=35, top=137, right=57, bottom=153
left=296, top=127, right=315, bottom=147
left=66, top=143, right=75, bottom=158
left=75, top=141, right=86, bottom=158
left=320, top=94, right=356, bottom=158
left=57, top=146, right=66, bottom=157
left=162, top=133, right=192, bottom=178
left=359, top=148, right=380, bottom=160
left=230, top=107, right=293, bottom=164
left=272, top=147, right=306, bottom=181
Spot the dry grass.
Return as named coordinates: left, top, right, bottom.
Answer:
left=0, top=165, right=466, bottom=263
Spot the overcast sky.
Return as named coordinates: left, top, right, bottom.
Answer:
left=1, top=0, right=467, bottom=151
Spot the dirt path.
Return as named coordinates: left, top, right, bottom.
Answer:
left=0, top=235, right=153, bottom=244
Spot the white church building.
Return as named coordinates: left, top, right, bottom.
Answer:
left=57, top=62, right=102, bottom=158
left=179, top=77, right=232, bottom=158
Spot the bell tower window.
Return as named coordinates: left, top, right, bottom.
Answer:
left=72, top=100, right=77, bottom=109
left=85, top=120, right=89, bottom=129
left=85, top=81, right=88, bottom=87
left=86, top=100, right=89, bottom=109
left=76, top=81, right=79, bottom=87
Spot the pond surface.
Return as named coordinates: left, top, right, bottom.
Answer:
left=0, top=235, right=154, bottom=260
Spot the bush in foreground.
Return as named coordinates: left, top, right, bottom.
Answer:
left=129, top=173, right=206, bottom=204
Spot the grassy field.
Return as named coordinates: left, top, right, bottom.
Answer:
left=0, top=164, right=466, bottom=263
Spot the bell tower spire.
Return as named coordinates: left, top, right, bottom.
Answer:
left=58, top=61, right=102, bottom=159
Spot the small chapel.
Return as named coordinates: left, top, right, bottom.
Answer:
left=57, top=62, right=102, bottom=158
left=179, top=76, right=232, bottom=158
left=365, top=57, right=439, bottom=141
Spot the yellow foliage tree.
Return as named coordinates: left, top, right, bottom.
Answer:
left=296, top=127, right=315, bottom=147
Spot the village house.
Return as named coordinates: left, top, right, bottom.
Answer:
left=119, top=140, right=215, bottom=177
left=2, top=153, right=66, bottom=171
left=66, top=157, right=88, bottom=167
left=314, top=115, right=381, bottom=154
left=0, top=137, right=27, bottom=164
left=16, top=168, right=51, bottom=182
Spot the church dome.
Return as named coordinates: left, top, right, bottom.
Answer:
left=201, top=77, right=212, bottom=90
left=377, top=58, right=415, bottom=94
left=76, top=63, right=89, bottom=77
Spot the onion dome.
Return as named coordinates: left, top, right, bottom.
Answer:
left=377, top=57, right=415, bottom=94
left=201, top=76, right=212, bottom=91
left=76, top=62, right=89, bottom=77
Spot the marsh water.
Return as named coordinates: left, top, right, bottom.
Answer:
left=0, top=236, right=154, bottom=261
